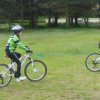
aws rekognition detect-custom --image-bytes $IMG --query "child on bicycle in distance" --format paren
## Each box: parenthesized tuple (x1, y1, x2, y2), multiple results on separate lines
(5, 25, 32, 82)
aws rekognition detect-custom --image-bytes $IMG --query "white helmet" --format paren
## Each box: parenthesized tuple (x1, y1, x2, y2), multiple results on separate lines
(11, 25, 23, 33)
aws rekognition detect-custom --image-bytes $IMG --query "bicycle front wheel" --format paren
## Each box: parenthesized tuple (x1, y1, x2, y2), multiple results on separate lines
(0, 64, 12, 88)
(24, 60, 47, 81)
(85, 53, 100, 72)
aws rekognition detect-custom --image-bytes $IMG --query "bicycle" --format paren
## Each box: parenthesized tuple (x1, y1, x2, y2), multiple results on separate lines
(85, 52, 100, 72)
(0, 51, 47, 88)
(85, 42, 100, 72)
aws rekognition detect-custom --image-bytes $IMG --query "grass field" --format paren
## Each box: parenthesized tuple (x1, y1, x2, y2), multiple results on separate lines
(0, 27, 100, 100)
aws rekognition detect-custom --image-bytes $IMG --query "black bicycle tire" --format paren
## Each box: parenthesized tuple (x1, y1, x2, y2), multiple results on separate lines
(24, 60, 47, 82)
(85, 53, 100, 72)
(0, 64, 12, 88)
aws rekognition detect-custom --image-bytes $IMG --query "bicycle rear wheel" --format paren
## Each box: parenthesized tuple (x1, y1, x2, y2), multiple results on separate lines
(85, 53, 100, 72)
(0, 64, 12, 88)
(24, 60, 47, 81)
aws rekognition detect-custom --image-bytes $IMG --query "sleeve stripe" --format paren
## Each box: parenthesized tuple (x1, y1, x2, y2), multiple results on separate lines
(15, 40, 19, 43)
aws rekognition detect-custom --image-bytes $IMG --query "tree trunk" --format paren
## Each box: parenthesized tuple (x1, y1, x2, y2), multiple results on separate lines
(74, 16, 78, 26)
(84, 17, 89, 26)
(30, 14, 38, 28)
(54, 13, 58, 26)
(66, 16, 70, 26)
(48, 15, 52, 26)
(65, 0, 70, 26)
(29, 0, 38, 28)
(70, 17, 74, 26)
(20, 0, 23, 25)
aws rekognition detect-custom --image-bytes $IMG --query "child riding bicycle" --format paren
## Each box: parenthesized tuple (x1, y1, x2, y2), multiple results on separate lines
(5, 25, 32, 82)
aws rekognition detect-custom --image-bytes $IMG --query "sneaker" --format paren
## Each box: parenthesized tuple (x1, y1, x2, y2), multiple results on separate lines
(16, 76, 26, 82)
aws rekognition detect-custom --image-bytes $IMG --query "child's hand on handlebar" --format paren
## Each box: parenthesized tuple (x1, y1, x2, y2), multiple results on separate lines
(25, 46, 33, 53)
(26, 50, 33, 53)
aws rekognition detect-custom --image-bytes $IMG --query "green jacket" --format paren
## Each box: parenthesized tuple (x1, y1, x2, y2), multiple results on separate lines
(6, 34, 28, 53)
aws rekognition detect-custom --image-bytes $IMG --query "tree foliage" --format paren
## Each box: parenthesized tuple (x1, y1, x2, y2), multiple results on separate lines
(0, 0, 99, 27)
(0, 0, 17, 22)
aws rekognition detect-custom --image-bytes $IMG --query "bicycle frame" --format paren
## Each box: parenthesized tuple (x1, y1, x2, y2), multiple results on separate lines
(5, 53, 33, 76)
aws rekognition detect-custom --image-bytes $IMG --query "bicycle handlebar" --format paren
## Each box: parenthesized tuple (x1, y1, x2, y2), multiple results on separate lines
(26, 51, 33, 53)
(26, 50, 33, 57)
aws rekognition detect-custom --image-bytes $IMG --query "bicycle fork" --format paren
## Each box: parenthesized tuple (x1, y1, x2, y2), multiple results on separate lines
(31, 59, 37, 73)
(31, 59, 34, 66)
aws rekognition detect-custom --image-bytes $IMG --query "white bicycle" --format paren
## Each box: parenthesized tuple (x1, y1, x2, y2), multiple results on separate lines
(0, 51, 47, 88)
(85, 43, 100, 72)
(85, 52, 100, 72)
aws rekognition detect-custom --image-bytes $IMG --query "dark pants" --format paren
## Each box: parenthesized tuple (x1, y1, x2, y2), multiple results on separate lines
(6, 50, 21, 78)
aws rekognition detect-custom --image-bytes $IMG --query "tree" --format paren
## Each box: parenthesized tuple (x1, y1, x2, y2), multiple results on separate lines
(21, 0, 39, 27)
(38, 0, 65, 26)
(0, 0, 98, 28)
(0, 0, 17, 23)
(64, 0, 97, 26)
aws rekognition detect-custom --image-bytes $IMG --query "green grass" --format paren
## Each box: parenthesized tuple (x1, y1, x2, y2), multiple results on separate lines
(0, 28, 100, 100)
